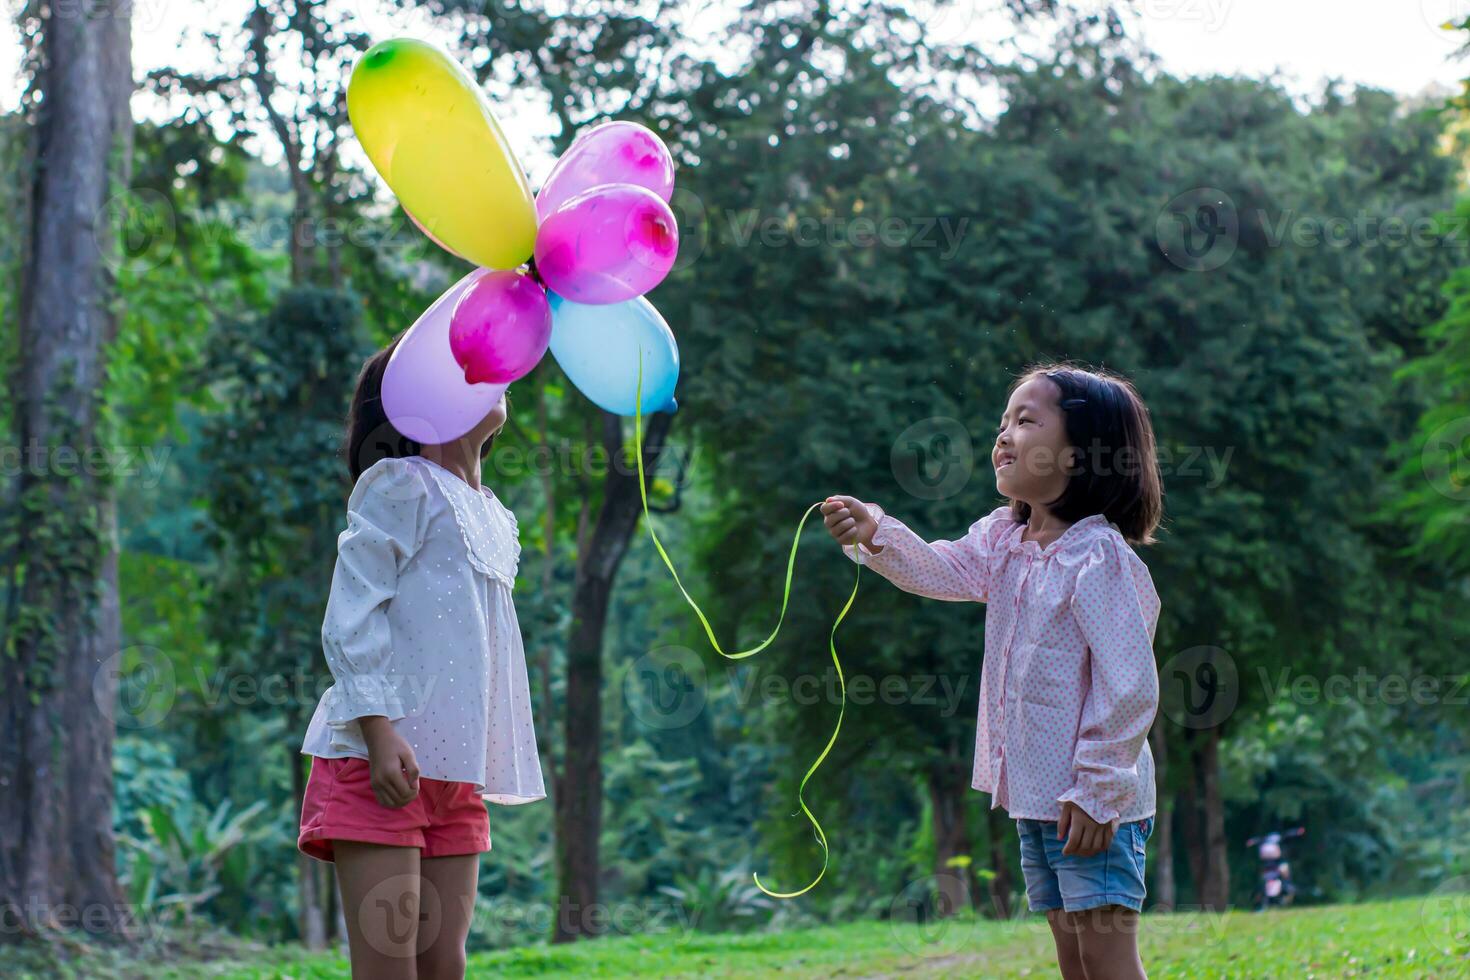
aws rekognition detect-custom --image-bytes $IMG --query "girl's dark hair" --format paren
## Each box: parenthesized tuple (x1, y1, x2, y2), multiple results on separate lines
(1006, 361, 1164, 546)
(343, 333, 504, 484)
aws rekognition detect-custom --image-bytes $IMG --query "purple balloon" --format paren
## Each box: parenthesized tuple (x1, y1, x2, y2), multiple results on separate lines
(536, 121, 675, 221)
(449, 270, 552, 385)
(533, 183, 679, 305)
(382, 269, 508, 445)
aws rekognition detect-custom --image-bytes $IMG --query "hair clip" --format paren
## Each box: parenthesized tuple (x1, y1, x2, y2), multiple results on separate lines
(1061, 398, 1086, 409)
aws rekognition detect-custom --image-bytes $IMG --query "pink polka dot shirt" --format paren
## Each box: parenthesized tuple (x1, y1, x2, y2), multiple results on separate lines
(844, 503, 1160, 826)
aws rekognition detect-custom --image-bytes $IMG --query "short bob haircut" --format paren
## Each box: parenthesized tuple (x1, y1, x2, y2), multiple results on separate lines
(342, 332, 506, 484)
(1005, 361, 1163, 547)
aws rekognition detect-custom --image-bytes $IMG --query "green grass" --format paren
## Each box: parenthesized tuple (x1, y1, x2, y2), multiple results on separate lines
(14, 897, 1468, 978)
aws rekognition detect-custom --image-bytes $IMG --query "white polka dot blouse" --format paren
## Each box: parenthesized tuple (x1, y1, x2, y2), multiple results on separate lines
(300, 455, 547, 805)
(844, 502, 1160, 827)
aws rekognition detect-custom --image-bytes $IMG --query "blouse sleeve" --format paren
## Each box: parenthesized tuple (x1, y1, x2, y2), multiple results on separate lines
(1057, 535, 1161, 825)
(841, 503, 1013, 603)
(320, 457, 430, 732)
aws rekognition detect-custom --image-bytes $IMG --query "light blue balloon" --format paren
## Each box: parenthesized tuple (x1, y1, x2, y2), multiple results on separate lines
(548, 292, 680, 416)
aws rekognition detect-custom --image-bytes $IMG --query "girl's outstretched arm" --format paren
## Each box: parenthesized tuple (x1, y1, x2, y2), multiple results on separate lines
(1057, 535, 1161, 826)
(825, 496, 1012, 603)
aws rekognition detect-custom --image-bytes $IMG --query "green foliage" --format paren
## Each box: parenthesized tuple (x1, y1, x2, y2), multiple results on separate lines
(117, 795, 271, 928)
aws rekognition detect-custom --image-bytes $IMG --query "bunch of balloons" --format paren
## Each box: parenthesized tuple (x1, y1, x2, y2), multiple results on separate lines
(352, 39, 857, 903)
(347, 38, 682, 444)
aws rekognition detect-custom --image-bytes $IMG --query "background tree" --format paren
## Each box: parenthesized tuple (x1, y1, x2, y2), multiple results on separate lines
(0, 0, 135, 943)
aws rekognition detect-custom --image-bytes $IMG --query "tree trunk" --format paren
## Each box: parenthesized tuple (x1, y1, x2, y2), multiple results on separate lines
(1198, 726, 1229, 909)
(552, 409, 672, 943)
(984, 805, 1014, 920)
(1180, 727, 1229, 910)
(924, 762, 974, 917)
(293, 755, 329, 950)
(0, 0, 133, 944)
(1148, 725, 1175, 911)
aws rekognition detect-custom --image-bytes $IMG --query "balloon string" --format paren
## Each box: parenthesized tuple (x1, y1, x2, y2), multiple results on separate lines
(632, 356, 862, 899)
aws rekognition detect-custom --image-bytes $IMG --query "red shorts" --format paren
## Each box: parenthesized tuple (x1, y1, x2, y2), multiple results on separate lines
(297, 755, 491, 863)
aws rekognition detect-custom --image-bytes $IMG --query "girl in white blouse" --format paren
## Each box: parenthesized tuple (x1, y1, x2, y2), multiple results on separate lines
(297, 337, 545, 979)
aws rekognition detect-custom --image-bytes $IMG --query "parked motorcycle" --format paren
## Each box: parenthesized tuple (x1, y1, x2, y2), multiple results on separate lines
(1245, 826, 1306, 911)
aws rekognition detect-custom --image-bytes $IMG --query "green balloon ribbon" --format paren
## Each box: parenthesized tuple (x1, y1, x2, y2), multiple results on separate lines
(632, 361, 863, 899)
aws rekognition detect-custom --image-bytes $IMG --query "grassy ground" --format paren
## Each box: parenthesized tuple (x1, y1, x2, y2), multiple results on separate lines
(12, 896, 1467, 978)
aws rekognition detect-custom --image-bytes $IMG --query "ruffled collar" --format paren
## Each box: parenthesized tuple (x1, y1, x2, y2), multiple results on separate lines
(1007, 513, 1113, 559)
(412, 456, 521, 588)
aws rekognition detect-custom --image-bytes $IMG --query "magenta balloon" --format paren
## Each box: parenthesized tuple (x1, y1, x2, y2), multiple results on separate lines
(449, 270, 552, 384)
(533, 184, 679, 305)
(382, 269, 509, 445)
(536, 121, 675, 221)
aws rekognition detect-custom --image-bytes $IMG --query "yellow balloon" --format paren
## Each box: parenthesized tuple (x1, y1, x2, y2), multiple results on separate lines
(349, 39, 536, 270)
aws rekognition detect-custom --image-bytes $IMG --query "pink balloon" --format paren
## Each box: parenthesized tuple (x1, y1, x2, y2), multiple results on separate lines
(536, 121, 675, 221)
(533, 184, 679, 305)
(383, 270, 508, 445)
(449, 270, 552, 385)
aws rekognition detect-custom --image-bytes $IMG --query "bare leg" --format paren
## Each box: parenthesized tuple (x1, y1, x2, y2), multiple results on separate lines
(335, 841, 422, 980)
(1046, 908, 1088, 980)
(1070, 905, 1147, 980)
(415, 854, 480, 980)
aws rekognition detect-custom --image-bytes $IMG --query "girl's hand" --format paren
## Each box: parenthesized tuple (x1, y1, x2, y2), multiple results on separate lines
(1058, 801, 1116, 857)
(822, 496, 880, 552)
(359, 716, 421, 808)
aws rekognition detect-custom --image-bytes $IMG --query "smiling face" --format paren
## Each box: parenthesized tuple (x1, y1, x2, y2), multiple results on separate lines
(992, 376, 1074, 509)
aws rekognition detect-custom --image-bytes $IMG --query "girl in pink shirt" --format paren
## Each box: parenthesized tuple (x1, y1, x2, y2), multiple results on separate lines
(823, 363, 1163, 980)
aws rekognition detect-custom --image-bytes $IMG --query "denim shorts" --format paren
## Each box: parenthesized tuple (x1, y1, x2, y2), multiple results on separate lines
(1016, 814, 1154, 913)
